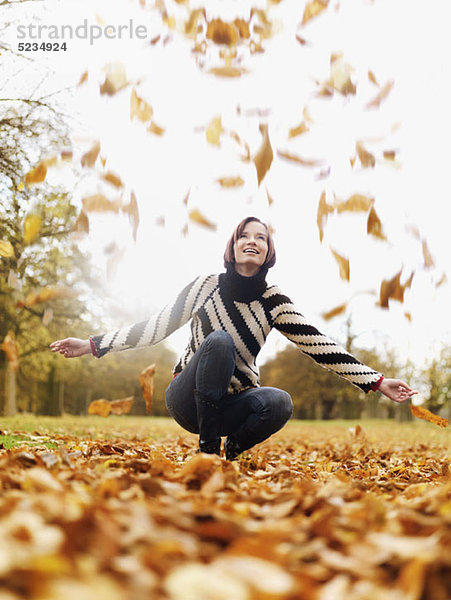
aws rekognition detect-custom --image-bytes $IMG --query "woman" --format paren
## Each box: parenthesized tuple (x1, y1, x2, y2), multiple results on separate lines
(50, 217, 417, 460)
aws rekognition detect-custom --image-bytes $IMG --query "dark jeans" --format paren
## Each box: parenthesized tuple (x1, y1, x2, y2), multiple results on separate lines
(165, 331, 293, 452)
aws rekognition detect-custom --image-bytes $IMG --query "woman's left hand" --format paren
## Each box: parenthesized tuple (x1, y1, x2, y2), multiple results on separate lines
(378, 378, 418, 403)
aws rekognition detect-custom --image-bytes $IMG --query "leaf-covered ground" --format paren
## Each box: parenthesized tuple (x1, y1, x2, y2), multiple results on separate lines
(0, 417, 449, 600)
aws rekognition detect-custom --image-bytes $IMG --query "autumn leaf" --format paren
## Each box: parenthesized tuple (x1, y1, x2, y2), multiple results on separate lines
(100, 62, 128, 95)
(410, 404, 448, 428)
(253, 123, 274, 185)
(379, 269, 404, 308)
(206, 116, 223, 146)
(365, 79, 394, 109)
(321, 303, 347, 320)
(77, 70, 88, 86)
(422, 239, 434, 268)
(234, 18, 250, 39)
(81, 141, 101, 168)
(329, 53, 356, 95)
(277, 150, 324, 167)
(110, 397, 134, 415)
(335, 194, 374, 213)
(130, 87, 153, 122)
(330, 247, 350, 281)
(139, 364, 156, 413)
(82, 194, 121, 213)
(1, 330, 19, 371)
(185, 8, 207, 37)
(189, 209, 217, 230)
(24, 161, 47, 185)
(266, 188, 274, 206)
(23, 214, 42, 245)
(368, 70, 378, 86)
(208, 66, 245, 78)
(216, 176, 244, 188)
(147, 121, 165, 135)
(301, 0, 329, 25)
(206, 19, 239, 46)
(356, 141, 375, 168)
(0, 240, 15, 258)
(436, 273, 447, 288)
(383, 150, 397, 160)
(367, 206, 387, 240)
(73, 211, 89, 235)
(288, 121, 309, 138)
(102, 172, 124, 188)
(121, 192, 140, 241)
(316, 191, 334, 242)
(88, 399, 111, 417)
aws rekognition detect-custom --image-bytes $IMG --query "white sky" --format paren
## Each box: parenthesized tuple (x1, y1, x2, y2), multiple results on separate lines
(2, 0, 451, 372)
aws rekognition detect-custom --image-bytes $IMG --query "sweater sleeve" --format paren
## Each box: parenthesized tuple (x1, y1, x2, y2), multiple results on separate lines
(268, 287, 383, 394)
(90, 275, 213, 358)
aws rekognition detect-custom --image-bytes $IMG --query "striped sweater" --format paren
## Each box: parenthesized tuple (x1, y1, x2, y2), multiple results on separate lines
(90, 269, 383, 395)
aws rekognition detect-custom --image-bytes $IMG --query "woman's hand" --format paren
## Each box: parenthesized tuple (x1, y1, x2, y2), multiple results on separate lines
(49, 338, 91, 358)
(378, 378, 417, 403)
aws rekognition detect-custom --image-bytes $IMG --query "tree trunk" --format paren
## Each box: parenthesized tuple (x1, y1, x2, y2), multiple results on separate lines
(4, 364, 17, 416)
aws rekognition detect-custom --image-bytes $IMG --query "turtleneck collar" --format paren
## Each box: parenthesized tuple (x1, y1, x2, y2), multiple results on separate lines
(218, 264, 268, 302)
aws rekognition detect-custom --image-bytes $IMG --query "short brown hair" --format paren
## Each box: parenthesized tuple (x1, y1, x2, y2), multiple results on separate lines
(223, 216, 276, 270)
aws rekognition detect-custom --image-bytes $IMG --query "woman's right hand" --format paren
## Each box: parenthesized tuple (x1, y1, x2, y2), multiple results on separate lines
(49, 338, 91, 358)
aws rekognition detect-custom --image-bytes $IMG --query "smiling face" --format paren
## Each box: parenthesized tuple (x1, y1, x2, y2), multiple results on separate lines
(233, 220, 269, 277)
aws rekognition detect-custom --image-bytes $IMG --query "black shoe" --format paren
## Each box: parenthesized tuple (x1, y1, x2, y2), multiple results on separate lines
(225, 436, 242, 461)
(197, 438, 221, 456)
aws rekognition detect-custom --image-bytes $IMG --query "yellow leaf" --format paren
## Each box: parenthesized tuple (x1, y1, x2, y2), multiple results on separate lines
(216, 176, 244, 188)
(288, 121, 309, 138)
(206, 116, 223, 146)
(253, 124, 273, 185)
(185, 9, 207, 37)
(277, 149, 323, 167)
(335, 194, 374, 213)
(17, 181, 24, 191)
(139, 364, 155, 413)
(73, 210, 89, 235)
(189, 209, 217, 230)
(208, 66, 245, 78)
(102, 172, 123, 188)
(110, 396, 134, 415)
(301, 0, 329, 25)
(330, 247, 350, 281)
(379, 269, 404, 308)
(206, 19, 239, 46)
(383, 150, 396, 160)
(368, 70, 378, 86)
(367, 206, 387, 240)
(266, 188, 274, 206)
(436, 273, 447, 288)
(316, 191, 334, 243)
(365, 79, 394, 109)
(147, 121, 165, 135)
(410, 405, 448, 428)
(100, 62, 128, 96)
(234, 18, 250, 39)
(121, 191, 139, 241)
(24, 161, 47, 185)
(422, 239, 434, 269)
(77, 70, 88, 86)
(23, 214, 42, 244)
(81, 141, 100, 168)
(356, 141, 375, 168)
(329, 54, 356, 95)
(130, 87, 153, 122)
(321, 303, 347, 320)
(0, 240, 15, 258)
(82, 194, 120, 213)
(183, 189, 191, 206)
(404, 312, 412, 322)
(1, 330, 19, 372)
(88, 399, 111, 417)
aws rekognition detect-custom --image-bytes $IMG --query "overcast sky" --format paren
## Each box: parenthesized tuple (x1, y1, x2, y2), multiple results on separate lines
(3, 0, 451, 377)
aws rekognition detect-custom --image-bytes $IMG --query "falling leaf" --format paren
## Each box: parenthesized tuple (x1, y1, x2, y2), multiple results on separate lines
(436, 273, 447, 288)
(330, 247, 350, 281)
(147, 121, 165, 135)
(0, 240, 15, 258)
(350, 155, 357, 168)
(189, 209, 217, 230)
(122, 192, 140, 241)
(185, 8, 207, 37)
(295, 34, 308, 45)
(422, 240, 434, 269)
(100, 62, 128, 95)
(356, 141, 375, 168)
(61, 149, 73, 161)
(206, 116, 223, 146)
(266, 188, 274, 206)
(110, 397, 134, 415)
(253, 123, 273, 185)
(42, 308, 53, 326)
(182, 189, 191, 206)
(368, 70, 378, 86)
(23, 214, 42, 245)
(329, 54, 356, 95)
(81, 141, 101, 168)
(367, 206, 387, 240)
(88, 399, 111, 417)
(130, 88, 153, 122)
(404, 312, 412, 322)
(77, 70, 88, 86)
(102, 172, 124, 188)
(365, 79, 394, 109)
(410, 405, 448, 428)
(277, 150, 323, 167)
(1, 330, 19, 372)
(24, 161, 47, 185)
(379, 269, 403, 308)
(139, 364, 155, 413)
(73, 211, 89, 235)
(316, 191, 334, 242)
(234, 18, 250, 39)
(216, 177, 244, 187)
(288, 121, 309, 138)
(208, 66, 245, 78)
(301, 0, 329, 25)
(322, 303, 347, 320)
(206, 19, 239, 46)
(383, 150, 396, 160)
(82, 194, 120, 213)
(335, 194, 374, 213)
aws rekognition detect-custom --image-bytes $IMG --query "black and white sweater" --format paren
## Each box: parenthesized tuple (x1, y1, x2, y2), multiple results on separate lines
(90, 267, 383, 395)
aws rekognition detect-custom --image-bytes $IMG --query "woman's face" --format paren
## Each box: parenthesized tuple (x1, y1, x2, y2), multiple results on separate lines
(233, 221, 268, 277)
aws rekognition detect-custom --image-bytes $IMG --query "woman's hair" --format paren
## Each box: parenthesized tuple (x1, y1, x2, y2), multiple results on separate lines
(223, 216, 276, 270)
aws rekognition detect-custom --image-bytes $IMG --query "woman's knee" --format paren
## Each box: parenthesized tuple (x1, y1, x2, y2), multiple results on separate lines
(277, 390, 293, 422)
(204, 331, 234, 355)
(259, 388, 293, 423)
